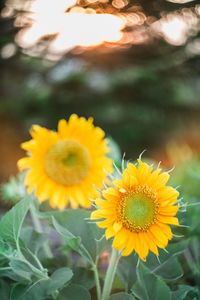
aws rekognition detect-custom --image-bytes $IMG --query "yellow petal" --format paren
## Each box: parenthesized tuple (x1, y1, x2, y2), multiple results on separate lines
(112, 229, 128, 250)
(150, 225, 168, 248)
(113, 222, 122, 233)
(159, 205, 179, 216)
(142, 232, 158, 256)
(157, 215, 179, 225)
(122, 233, 136, 256)
(156, 222, 173, 240)
(105, 227, 115, 239)
(90, 210, 107, 220)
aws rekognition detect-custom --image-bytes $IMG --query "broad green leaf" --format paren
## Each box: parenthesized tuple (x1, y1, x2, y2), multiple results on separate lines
(19, 245, 46, 271)
(0, 198, 31, 247)
(0, 266, 26, 282)
(145, 240, 187, 281)
(52, 218, 89, 261)
(51, 209, 107, 261)
(9, 258, 33, 281)
(189, 237, 200, 271)
(0, 279, 10, 300)
(172, 285, 200, 300)
(110, 292, 136, 300)
(52, 218, 81, 252)
(112, 274, 126, 290)
(131, 263, 171, 300)
(0, 238, 13, 257)
(20, 227, 48, 255)
(10, 279, 49, 300)
(9, 257, 48, 281)
(72, 267, 95, 290)
(48, 267, 73, 294)
(154, 256, 183, 281)
(10, 267, 73, 300)
(58, 283, 91, 300)
(117, 253, 138, 290)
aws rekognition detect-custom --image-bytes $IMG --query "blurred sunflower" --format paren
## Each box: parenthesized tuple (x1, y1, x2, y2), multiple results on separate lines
(91, 159, 179, 261)
(18, 114, 112, 209)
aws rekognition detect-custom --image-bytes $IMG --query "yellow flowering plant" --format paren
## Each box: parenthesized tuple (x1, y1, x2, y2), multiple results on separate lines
(18, 114, 112, 209)
(0, 114, 193, 300)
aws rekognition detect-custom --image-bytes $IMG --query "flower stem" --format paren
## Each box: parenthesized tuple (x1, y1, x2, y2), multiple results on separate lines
(30, 202, 53, 258)
(92, 263, 101, 300)
(101, 249, 121, 300)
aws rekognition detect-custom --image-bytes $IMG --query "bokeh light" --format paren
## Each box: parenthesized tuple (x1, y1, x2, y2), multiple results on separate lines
(1, 0, 200, 60)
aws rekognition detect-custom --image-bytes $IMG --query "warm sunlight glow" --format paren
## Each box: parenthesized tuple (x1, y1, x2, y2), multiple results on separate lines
(152, 10, 199, 46)
(8, 0, 125, 56)
(1, 0, 149, 59)
(2, 0, 199, 59)
(159, 17, 188, 45)
(16, 13, 125, 53)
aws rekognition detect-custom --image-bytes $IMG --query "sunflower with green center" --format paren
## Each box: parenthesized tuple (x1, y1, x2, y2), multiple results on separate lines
(91, 159, 180, 261)
(18, 114, 112, 209)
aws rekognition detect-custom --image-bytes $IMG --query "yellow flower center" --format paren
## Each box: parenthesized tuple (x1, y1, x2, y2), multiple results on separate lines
(44, 140, 91, 186)
(117, 185, 159, 232)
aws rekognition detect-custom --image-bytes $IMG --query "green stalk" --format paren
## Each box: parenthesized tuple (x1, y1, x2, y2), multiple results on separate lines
(101, 249, 121, 300)
(30, 202, 53, 258)
(92, 262, 101, 300)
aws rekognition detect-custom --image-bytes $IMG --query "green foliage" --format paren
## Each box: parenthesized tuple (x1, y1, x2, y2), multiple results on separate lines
(107, 137, 122, 167)
(0, 156, 200, 299)
(0, 197, 31, 246)
(172, 285, 200, 300)
(131, 263, 171, 300)
(0, 198, 75, 299)
(109, 292, 136, 299)
(50, 209, 108, 263)
(0, 173, 26, 205)
(57, 284, 91, 300)
(10, 267, 73, 300)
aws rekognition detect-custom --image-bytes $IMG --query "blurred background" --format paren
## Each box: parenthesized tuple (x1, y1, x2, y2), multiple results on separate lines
(0, 0, 200, 185)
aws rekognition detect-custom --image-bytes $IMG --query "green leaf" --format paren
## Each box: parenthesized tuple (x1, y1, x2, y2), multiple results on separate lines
(131, 263, 171, 300)
(51, 209, 107, 261)
(145, 241, 187, 281)
(58, 284, 91, 300)
(117, 253, 138, 290)
(110, 292, 136, 300)
(20, 227, 48, 255)
(0, 238, 13, 257)
(0, 198, 31, 247)
(52, 218, 81, 252)
(48, 267, 73, 294)
(10, 267, 73, 300)
(0, 266, 26, 282)
(10, 279, 49, 300)
(9, 258, 34, 281)
(107, 137, 121, 165)
(0, 279, 10, 300)
(9, 255, 48, 281)
(172, 285, 200, 300)
(19, 245, 46, 271)
(147, 255, 183, 281)
(0, 173, 26, 205)
(72, 267, 95, 290)
(52, 218, 89, 261)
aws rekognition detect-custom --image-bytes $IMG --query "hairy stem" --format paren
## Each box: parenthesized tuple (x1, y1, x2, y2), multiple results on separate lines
(101, 248, 121, 300)
(92, 262, 101, 300)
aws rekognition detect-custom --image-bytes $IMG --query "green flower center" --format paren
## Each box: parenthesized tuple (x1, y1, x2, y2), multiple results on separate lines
(117, 185, 159, 232)
(44, 140, 91, 186)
